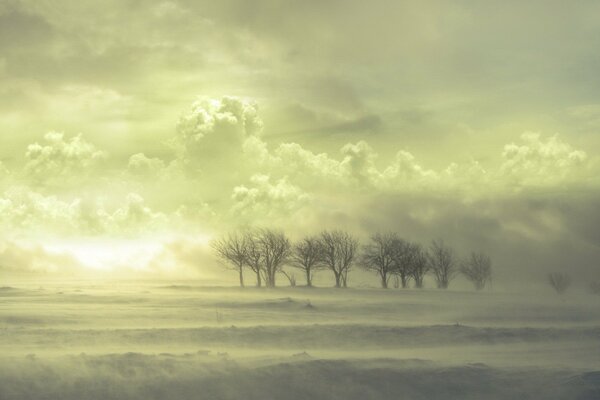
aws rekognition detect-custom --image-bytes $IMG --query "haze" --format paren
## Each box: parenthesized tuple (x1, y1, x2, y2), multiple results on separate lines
(1, 1, 599, 399)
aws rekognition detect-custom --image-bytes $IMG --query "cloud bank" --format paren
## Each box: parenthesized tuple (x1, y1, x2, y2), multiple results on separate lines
(0, 95, 597, 283)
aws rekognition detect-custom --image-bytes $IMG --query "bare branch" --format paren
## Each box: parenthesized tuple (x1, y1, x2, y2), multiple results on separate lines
(428, 239, 457, 289)
(410, 244, 430, 289)
(211, 232, 248, 287)
(290, 236, 324, 287)
(390, 238, 418, 289)
(461, 252, 492, 290)
(319, 230, 359, 288)
(256, 228, 291, 288)
(361, 232, 398, 289)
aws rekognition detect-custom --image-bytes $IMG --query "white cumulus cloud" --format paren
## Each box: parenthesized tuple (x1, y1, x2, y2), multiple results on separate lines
(231, 174, 311, 222)
(24, 131, 106, 184)
(500, 132, 588, 187)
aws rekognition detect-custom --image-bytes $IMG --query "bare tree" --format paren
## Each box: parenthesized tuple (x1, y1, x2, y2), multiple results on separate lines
(256, 229, 291, 288)
(391, 238, 417, 289)
(428, 239, 457, 289)
(461, 252, 492, 290)
(410, 244, 430, 289)
(361, 232, 398, 288)
(211, 232, 248, 287)
(320, 230, 359, 288)
(290, 236, 324, 287)
(244, 231, 263, 287)
(548, 272, 571, 295)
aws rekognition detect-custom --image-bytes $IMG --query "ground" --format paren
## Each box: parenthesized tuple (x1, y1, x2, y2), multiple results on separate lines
(1, 282, 599, 399)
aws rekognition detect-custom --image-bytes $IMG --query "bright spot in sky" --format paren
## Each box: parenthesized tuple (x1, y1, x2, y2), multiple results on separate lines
(45, 239, 164, 271)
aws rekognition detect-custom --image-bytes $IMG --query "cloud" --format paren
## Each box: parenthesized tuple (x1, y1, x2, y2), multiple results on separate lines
(0, 0, 598, 286)
(174, 96, 263, 170)
(149, 96, 269, 202)
(0, 187, 90, 234)
(6, 96, 599, 241)
(127, 153, 166, 177)
(0, 6, 55, 50)
(338, 141, 381, 188)
(382, 151, 439, 191)
(0, 239, 83, 274)
(0, 93, 598, 283)
(249, 137, 437, 193)
(0, 187, 167, 236)
(354, 191, 600, 285)
(111, 193, 168, 229)
(245, 111, 596, 200)
(253, 140, 344, 189)
(24, 132, 106, 185)
(3, 0, 600, 174)
(500, 132, 588, 188)
(441, 160, 488, 194)
(231, 174, 311, 222)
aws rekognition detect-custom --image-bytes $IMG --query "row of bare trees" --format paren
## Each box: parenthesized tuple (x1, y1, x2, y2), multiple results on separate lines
(360, 234, 492, 290)
(212, 230, 292, 288)
(212, 229, 492, 290)
(212, 229, 358, 288)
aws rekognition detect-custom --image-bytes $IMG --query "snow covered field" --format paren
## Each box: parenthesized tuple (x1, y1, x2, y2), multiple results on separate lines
(1, 282, 599, 399)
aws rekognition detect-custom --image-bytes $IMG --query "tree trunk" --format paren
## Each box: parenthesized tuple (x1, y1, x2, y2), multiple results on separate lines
(261, 270, 268, 287)
(401, 273, 409, 289)
(256, 270, 262, 287)
(238, 267, 244, 288)
(268, 271, 276, 288)
(381, 273, 388, 289)
(306, 269, 312, 287)
(333, 271, 341, 288)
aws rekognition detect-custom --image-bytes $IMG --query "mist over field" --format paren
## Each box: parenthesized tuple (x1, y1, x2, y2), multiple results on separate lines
(1, 282, 600, 400)
(2, 0, 600, 398)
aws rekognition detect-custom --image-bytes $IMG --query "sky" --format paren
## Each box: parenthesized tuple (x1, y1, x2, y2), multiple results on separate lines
(0, 0, 599, 284)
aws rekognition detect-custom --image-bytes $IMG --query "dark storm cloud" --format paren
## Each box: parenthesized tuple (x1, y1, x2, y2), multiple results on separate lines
(353, 190, 600, 285)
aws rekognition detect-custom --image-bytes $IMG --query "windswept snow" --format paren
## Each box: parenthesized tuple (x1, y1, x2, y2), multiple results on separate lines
(1, 282, 599, 399)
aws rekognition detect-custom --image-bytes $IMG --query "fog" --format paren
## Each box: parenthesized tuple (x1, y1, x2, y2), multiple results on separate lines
(1, 281, 599, 399)
(2, 1, 600, 398)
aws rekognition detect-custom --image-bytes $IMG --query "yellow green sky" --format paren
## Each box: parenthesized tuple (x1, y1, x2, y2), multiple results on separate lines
(0, 0, 599, 283)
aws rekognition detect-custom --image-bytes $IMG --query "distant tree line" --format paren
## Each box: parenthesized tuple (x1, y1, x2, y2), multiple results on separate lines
(545, 273, 600, 296)
(212, 229, 493, 290)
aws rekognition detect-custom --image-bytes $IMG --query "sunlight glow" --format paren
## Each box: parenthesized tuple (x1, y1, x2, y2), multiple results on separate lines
(45, 239, 164, 271)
